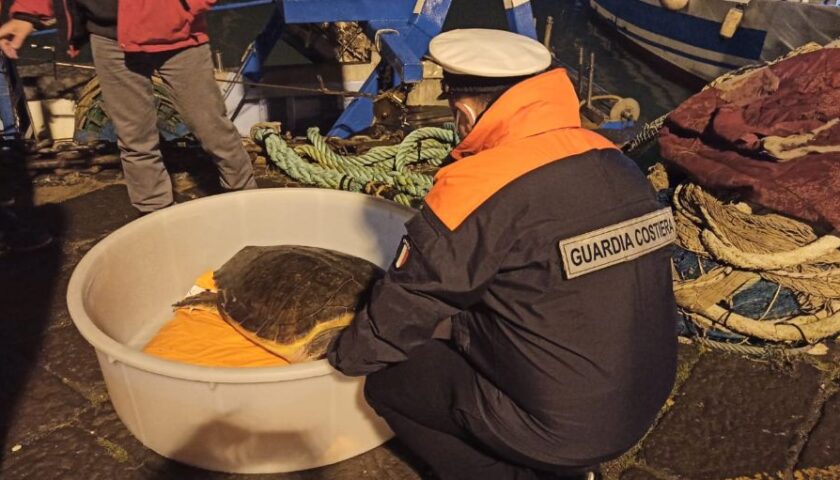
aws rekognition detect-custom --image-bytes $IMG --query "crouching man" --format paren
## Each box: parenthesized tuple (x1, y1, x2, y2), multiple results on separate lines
(329, 29, 678, 480)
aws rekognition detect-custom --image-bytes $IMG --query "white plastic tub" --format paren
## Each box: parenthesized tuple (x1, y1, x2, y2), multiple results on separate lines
(66, 189, 415, 474)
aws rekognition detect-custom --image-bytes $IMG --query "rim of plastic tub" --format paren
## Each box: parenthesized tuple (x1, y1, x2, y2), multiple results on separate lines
(66, 188, 415, 384)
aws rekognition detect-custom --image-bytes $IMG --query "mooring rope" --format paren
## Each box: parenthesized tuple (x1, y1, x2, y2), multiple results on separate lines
(251, 123, 458, 207)
(623, 114, 666, 153)
(692, 336, 818, 357)
(665, 180, 840, 349)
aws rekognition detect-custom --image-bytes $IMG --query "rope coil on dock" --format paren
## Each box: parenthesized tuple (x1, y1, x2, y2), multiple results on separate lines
(662, 175, 840, 350)
(251, 123, 458, 207)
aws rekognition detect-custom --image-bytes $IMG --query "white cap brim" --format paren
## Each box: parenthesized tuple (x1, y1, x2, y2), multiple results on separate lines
(429, 28, 552, 78)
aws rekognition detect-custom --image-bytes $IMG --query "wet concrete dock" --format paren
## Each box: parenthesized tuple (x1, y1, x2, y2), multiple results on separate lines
(2, 167, 839, 480)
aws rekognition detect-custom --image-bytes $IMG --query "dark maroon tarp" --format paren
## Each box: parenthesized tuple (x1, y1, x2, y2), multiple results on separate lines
(659, 48, 840, 231)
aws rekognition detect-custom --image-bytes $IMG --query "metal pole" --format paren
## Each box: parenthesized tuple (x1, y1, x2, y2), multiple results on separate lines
(213, 50, 225, 73)
(577, 47, 585, 100)
(586, 52, 595, 109)
(54, 62, 96, 71)
(543, 16, 554, 49)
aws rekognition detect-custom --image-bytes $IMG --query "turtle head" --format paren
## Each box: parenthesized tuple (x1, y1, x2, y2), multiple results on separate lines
(173, 291, 219, 310)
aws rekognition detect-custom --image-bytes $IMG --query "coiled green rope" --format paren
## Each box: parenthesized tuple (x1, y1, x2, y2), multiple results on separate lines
(251, 124, 458, 207)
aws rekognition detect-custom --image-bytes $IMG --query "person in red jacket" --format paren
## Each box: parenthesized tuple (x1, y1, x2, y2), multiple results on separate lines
(0, 0, 257, 213)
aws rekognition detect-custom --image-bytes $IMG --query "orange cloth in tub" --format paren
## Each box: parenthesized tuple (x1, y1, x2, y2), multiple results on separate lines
(193, 270, 216, 291)
(143, 271, 289, 368)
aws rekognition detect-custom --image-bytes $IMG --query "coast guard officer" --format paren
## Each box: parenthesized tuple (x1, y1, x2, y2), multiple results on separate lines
(329, 29, 678, 480)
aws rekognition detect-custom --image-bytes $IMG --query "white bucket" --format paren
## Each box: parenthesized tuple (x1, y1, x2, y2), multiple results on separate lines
(26, 98, 77, 142)
(66, 189, 415, 473)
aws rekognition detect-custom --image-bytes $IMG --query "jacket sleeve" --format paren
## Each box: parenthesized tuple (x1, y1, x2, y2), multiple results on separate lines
(11, 0, 55, 27)
(184, 0, 216, 15)
(328, 206, 504, 376)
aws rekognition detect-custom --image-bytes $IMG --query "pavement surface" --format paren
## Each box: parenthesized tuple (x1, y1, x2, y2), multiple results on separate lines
(2, 163, 839, 480)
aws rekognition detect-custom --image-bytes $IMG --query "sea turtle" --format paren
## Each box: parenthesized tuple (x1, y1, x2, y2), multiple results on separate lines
(178, 245, 383, 363)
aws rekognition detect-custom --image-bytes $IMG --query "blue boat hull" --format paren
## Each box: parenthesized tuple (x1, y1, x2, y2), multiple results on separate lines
(589, 0, 840, 81)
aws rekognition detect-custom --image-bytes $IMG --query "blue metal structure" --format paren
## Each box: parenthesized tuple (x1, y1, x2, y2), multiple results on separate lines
(231, 0, 539, 137)
(0, 56, 23, 140)
(504, 0, 538, 40)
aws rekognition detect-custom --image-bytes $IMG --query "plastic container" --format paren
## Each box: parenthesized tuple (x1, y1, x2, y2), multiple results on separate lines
(66, 189, 415, 474)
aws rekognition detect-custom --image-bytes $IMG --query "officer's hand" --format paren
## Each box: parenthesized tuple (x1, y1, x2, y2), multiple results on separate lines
(0, 20, 36, 60)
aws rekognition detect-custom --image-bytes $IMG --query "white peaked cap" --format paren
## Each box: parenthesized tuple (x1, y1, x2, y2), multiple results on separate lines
(428, 28, 552, 78)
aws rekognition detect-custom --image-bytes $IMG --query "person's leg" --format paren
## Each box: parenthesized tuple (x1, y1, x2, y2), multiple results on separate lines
(365, 340, 543, 480)
(155, 44, 257, 191)
(370, 398, 539, 480)
(89, 34, 174, 212)
(0, 131, 52, 254)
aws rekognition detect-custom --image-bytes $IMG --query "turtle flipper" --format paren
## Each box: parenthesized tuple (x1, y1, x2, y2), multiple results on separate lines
(173, 290, 219, 310)
(302, 323, 349, 361)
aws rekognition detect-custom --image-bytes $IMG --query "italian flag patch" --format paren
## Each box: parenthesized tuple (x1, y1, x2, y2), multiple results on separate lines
(394, 237, 411, 269)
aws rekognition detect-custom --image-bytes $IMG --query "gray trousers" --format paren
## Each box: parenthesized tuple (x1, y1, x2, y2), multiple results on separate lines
(90, 35, 257, 212)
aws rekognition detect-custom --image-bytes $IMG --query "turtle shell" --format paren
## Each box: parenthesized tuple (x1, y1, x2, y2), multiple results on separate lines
(214, 245, 383, 361)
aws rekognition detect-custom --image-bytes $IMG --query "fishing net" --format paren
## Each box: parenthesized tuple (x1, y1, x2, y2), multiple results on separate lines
(629, 37, 840, 352)
(653, 164, 840, 349)
(73, 75, 191, 144)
